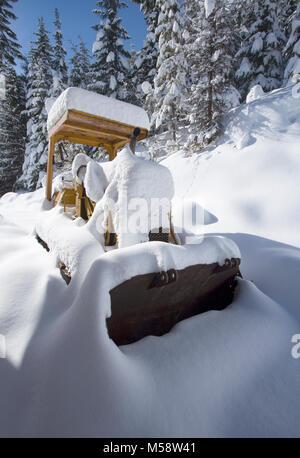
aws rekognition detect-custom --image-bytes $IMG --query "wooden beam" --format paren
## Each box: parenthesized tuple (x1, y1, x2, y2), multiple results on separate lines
(49, 110, 148, 146)
(68, 109, 148, 140)
(56, 126, 128, 143)
(46, 136, 56, 201)
(48, 111, 68, 139)
(64, 122, 130, 142)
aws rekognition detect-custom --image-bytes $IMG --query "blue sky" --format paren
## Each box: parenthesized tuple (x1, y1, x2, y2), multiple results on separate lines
(13, 0, 147, 70)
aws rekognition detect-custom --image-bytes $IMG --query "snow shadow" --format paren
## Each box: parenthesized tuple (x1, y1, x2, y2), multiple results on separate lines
(172, 201, 218, 244)
(212, 232, 300, 321)
(0, 359, 20, 436)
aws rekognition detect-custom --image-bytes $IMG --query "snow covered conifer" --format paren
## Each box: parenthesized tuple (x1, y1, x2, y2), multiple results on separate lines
(236, 0, 285, 99)
(0, 0, 23, 70)
(122, 45, 141, 105)
(152, 0, 187, 140)
(132, 1, 160, 104)
(18, 18, 53, 191)
(183, 0, 203, 86)
(284, 2, 300, 84)
(51, 8, 68, 97)
(88, 0, 130, 100)
(0, 0, 25, 193)
(183, 0, 239, 149)
(278, 0, 298, 39)
(69, 39, 91, 89)
(0, 66, 26, 195)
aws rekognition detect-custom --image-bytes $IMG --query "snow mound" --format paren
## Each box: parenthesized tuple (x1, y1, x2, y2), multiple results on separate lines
(88, 147, 175, 248)
(47, 87, 150, 132)
(246, 84, 265, 103)
(226, 84, 300, 149)
(52, 172, 74, 193)
(0, 212, 298, 437)
(141, 81, 152, 95)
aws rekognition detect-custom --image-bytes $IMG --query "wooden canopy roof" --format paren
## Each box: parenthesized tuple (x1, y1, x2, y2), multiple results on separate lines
(46, 108, 149, 201)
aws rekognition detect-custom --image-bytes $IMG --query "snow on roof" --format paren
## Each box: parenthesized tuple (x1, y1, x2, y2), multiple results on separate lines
(47, 87, 150, 132)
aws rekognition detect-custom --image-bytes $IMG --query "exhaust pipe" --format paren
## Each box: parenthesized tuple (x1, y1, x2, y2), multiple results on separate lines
(129, 128, 141, 154)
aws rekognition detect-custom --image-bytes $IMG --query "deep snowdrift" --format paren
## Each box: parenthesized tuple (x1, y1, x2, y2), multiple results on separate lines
(0, 85, 300, 437)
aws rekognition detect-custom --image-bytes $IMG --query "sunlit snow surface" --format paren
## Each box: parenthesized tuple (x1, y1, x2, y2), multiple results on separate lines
(1, 86, 300, 437)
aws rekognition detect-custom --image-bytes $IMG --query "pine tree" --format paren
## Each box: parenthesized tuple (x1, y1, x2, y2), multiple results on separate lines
(183, 0, 239, 149)
(88, 0, 130, 100)
(236, 0, 285, 99)
(132, 0, 160, 103)
(284, 2, 300, 84)
(51, 8, 68, 97)
(278, 0, 298, 39)
(123, 45, 142, 105)
(0, 66, 26, 195)
(152, 0, 187, 140)
(0, 0, 23, 70)
(232, 0, 249, 32)
(18, 18, 53, 191)
(69, 38, 91, 89)
(0, 0, 25, 195)
(183, 0, 203, 87)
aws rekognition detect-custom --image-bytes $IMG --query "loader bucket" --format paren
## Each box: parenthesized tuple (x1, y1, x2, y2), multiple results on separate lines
(107, 258, 241, 346)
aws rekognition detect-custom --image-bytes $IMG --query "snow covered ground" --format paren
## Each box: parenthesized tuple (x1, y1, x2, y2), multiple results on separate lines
(0, 85, 300, 437)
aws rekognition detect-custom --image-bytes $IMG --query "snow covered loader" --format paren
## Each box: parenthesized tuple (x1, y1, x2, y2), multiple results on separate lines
(36, 87, 241, 345)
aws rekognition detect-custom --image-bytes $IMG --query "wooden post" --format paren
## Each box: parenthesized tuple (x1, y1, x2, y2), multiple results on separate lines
(108, 144, 118, 162)
(46, 136, 56, 201)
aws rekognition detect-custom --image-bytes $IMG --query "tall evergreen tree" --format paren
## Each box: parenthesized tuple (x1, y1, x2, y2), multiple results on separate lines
(0, 0, 25, 194)
(278, 0, 298, 39)
(51, 8, 68, 97)
(132, 0, 160, 103)
(236, 0, 285, 99)
(88, 0, 131, 100)
(69, 38, 91, 89)
(183, 0, 203, 87)
(122, 45, 141, 105)
(0, 0, 23, 70)
(0, 66, 26, 195)
(183, 0, 238, 149)
(284, 2, 300, 84)
(152, 0, 187, 140)
(18, 18, 53, 191)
